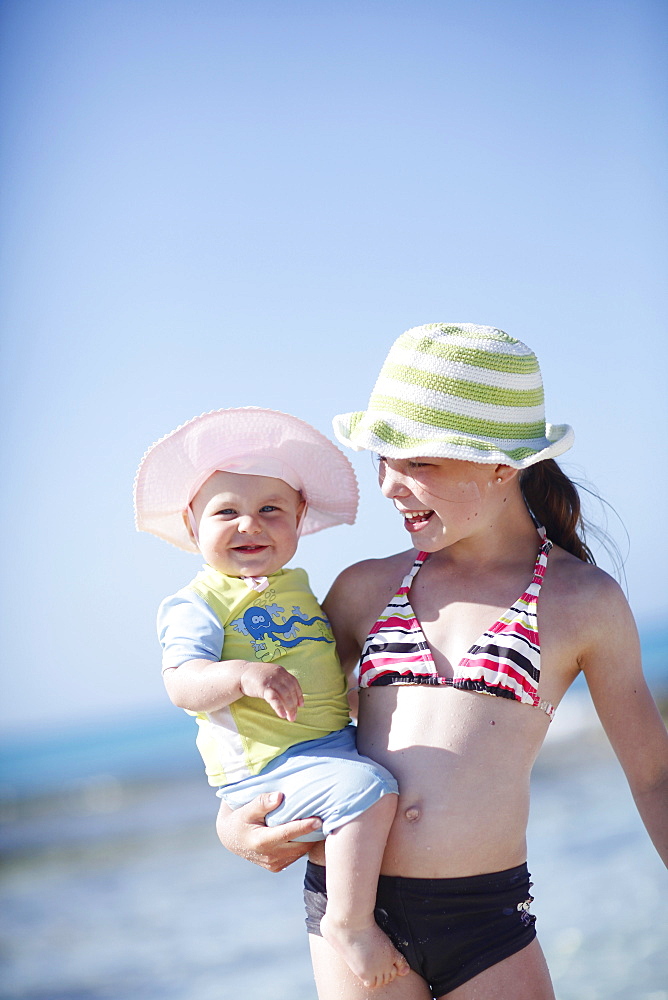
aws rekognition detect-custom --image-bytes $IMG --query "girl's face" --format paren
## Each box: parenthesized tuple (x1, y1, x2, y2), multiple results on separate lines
(189, 471, 306, 578)
(377, 456, 499, 551)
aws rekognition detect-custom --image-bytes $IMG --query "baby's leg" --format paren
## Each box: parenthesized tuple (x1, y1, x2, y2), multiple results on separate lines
(319, 794, 410, 989)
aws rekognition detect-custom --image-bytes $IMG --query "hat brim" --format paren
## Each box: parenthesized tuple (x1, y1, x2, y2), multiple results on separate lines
(332, 410, 574, 469)
(135, 408, 359, 551)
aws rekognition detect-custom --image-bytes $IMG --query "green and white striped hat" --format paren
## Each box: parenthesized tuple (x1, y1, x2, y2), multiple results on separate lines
(332, 323, 574, 468)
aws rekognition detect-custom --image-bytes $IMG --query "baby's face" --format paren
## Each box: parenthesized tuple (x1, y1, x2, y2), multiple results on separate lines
(189, 471, 305, 578)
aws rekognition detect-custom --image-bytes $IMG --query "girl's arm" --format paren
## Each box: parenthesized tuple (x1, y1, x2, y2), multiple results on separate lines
(321, 565, 366, 677)
(163, 657, 304, 721)
(216, 795, 320, 871)
(322, 564, 368, 721)
(580, 574, 668, 866)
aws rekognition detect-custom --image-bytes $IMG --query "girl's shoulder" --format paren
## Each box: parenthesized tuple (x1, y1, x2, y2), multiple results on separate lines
(329, 549, 416, 594)
(548, 543, 624, 599)
(322, 550, 418, 660)
(544, 543, 634, 643)
(323, 549, 417, 637)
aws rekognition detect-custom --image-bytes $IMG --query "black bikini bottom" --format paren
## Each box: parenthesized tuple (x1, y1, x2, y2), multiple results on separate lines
(304, 859, 537, 996)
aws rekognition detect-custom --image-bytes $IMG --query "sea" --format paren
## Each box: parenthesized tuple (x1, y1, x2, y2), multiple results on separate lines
(1, 628, 667, 1000)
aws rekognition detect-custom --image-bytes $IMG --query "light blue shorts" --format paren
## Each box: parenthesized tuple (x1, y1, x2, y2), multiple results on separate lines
(216, 725, 399, 842)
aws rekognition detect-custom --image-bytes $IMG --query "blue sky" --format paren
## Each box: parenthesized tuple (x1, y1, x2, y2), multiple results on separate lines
(1, 0, 666, 733)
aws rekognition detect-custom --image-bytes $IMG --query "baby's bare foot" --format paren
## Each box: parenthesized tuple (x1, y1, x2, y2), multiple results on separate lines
(320, 911, 410, 988)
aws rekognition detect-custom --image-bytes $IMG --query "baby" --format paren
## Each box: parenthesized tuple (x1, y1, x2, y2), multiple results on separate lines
(134, 407, 408, 989)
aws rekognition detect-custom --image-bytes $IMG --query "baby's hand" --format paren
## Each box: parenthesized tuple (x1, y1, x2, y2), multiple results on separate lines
(239, 662, 304, 722)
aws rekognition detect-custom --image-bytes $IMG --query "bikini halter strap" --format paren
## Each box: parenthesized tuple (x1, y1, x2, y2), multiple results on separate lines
(400, 551, 429, 590)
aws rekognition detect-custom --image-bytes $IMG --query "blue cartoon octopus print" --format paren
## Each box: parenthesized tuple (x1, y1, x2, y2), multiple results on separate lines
(233, 604, 334, 662)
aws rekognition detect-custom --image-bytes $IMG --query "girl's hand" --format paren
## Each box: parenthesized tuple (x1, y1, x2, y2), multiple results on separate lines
(216, 795, 320, 872)
(239, 662, 304, 721)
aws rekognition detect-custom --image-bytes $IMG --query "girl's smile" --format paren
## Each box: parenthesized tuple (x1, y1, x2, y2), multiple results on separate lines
(398, 508, 435, 533)
(377, 457, 500, 550)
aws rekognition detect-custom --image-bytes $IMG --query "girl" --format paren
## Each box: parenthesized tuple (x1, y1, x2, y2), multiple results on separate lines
(217, 324, 668, 999)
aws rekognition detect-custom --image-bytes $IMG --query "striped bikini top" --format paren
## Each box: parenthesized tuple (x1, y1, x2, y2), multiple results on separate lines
(358, 528, 555, 720)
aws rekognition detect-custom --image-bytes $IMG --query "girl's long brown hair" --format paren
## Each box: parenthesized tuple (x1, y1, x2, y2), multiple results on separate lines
(520, 459, 595, 564)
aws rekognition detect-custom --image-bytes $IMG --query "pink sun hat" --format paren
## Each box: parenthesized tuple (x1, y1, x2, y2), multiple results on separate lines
(134, 407, 359, 552)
